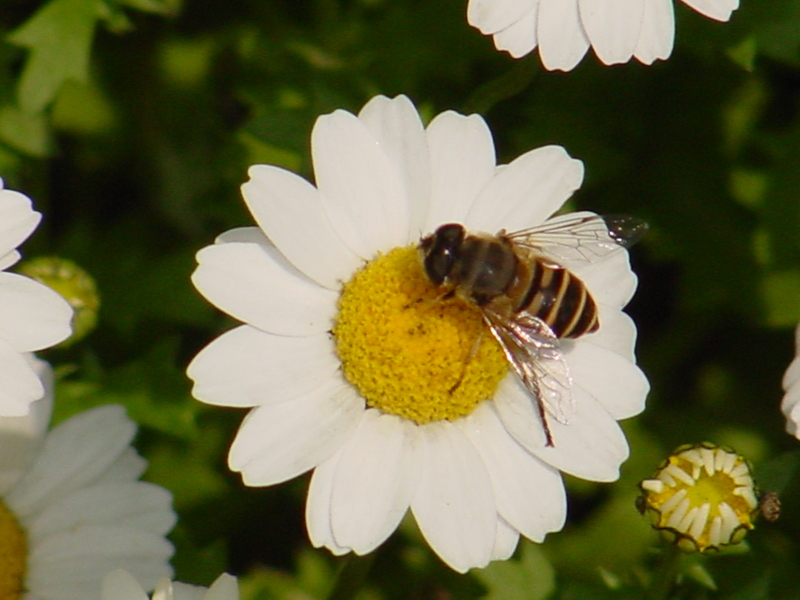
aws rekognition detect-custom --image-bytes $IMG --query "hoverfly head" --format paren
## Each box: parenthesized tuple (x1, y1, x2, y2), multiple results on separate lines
(419, 223, 465, 287)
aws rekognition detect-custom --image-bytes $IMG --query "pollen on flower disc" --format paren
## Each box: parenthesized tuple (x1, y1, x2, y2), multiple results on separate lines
(333, 246, 508, 423)
(0, 499, 26, 598)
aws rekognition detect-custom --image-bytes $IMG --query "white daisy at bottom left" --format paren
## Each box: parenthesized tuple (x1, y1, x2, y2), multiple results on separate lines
(0, 357, 176, 600)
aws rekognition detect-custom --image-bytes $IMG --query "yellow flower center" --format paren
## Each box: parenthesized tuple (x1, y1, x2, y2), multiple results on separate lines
(0, 499, 26, 599)
(333, 246, 508, 423)
(639, 443, 758, 552)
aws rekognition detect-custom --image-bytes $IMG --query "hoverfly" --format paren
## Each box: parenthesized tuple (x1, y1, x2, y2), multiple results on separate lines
(758, 491, 780, 522)
(418, 212, 647, 447)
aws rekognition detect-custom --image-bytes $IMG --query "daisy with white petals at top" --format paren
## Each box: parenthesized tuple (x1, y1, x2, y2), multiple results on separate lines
(467, 0, 740, 70)
(0, 179, 72, 417)
(0, 358, 175, 600)
(781, 324, 800, 439)
(188, 95, 649, 572)
(102, 569, 239, 600)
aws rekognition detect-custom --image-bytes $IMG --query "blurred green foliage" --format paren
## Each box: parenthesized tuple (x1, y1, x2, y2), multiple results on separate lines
(3, 0, 800, 598)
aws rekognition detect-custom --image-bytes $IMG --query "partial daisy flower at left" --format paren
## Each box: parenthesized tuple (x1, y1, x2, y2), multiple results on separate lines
(467, 0, 739, 70)
(102, 569, 239, 600)
(0, 179, 72, 416)
(781, 324, 800, 439)
(188, 95, 649, 572)
(0, 357, 175, 600)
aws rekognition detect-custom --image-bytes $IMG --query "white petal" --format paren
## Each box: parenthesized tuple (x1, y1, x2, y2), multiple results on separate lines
(568, 250, 637, 310)
(680, 0, 739, 21)
(0, 357, 51, 491)
(358, 95, 430, 240)
(787, 413, 799, 438)
(228, 375, 363, 486)
(584, 306, 637, 361)
(784, 381, 800, 416)
(188, 324, 338, 408)
(0, 250, 21, 271)
(634, 0, 674, 64)
(192, 234, 337, 336)
(0, 397, 51, 493)
(306, 449, 351, 555)
(329, 410, 419, 554)
(781, 374, 800, 417)
(537, 0, 591, 71)
(242, 164, 360, 289)
(410, 422, 496, 573)
(423, 112, 497, 234)
(101, 570, 149, 600)
(787, 395, 800, 439)
(494, 378, 629, 481)
(205, 574, 239, 600)
(468, 0, 538, 35)
(794, 325, 800, 359)
(312, 109, 409, 259)
(465, 146, 583, 233)
(0, 338, 44, 416)
(459, 403, 566, 542)
(493, 7, 539, 58)
(97, 447, 147, 484)
(568, 341, 649, 420)
(27, 525, 173, 600)
(6, 405, 136, 519)
(492, 518, 520, 561)
(0, 184, 40, 261)
(783, 336, 800, 390)
(0, 272, 72, 351)
(27, 482, 175, 543)
(579, 0, 645, 65)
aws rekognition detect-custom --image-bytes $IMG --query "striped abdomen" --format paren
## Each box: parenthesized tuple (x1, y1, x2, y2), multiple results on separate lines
(511, 258, 599, 339)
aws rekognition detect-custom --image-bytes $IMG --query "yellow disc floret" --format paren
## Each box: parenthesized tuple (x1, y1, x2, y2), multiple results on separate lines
(638, 443, 758, 552)
(333, 246, 508, 424)
(0, 499, 26, 599)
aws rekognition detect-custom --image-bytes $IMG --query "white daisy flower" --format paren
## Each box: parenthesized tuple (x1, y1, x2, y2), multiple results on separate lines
(0, 357, 176, 600)
(188, 95, 649, 572)
(0, 179, 73, 417)
(781, 324, 800, 439)
(101, 569, 239, 600)
(467, 0, 740, 70)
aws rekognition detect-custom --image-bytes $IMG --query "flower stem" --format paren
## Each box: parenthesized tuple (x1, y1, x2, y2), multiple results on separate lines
(325, 553, 376, 600)
(462, 56, 539, 116)
(645, 544, 683, 600)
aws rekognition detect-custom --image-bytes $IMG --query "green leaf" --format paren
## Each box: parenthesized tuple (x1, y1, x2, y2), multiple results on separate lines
(761, 270, 800, 327)
(0, 102, 52, 156)
(54, 339, 201, 438)
(475, 542, 555, 600)
(113, 0, 181, 16)
(7, 0, 100, 113)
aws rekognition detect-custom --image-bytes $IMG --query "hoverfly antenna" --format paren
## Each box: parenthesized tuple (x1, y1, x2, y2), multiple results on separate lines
(603, 215, 649, 249)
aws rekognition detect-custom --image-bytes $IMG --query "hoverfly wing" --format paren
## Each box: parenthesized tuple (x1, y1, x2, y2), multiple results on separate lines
(483, 309, 575, 427)
(506, 211, 648, 265)
(602, 214, 649, 249)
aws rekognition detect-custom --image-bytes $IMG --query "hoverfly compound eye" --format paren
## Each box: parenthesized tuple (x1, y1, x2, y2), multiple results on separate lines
(436, 223, 466, 246)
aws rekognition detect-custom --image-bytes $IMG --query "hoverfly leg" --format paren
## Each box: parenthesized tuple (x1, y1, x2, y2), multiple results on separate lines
(539, 401, 555, 447)
(403, 288, 456, 310)
(448, 329, 485, 395)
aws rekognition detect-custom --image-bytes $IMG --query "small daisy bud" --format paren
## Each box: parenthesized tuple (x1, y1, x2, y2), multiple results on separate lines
(18, 257, 99, 346)
(637, 443, 759, 552)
